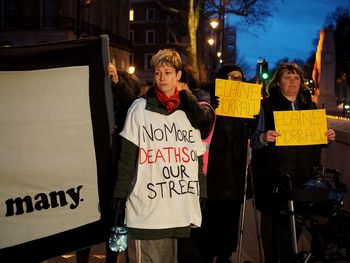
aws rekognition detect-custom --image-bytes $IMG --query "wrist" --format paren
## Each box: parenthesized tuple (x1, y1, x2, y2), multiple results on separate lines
(111, 75, 119, 84)
(259, 133, 268, 146)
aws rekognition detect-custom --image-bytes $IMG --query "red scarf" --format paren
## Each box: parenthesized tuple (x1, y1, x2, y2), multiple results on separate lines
(155, 87, 180, 113)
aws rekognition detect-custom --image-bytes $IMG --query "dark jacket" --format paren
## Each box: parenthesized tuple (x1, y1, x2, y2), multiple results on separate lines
(111, 77, 139, 133)
(251, 88, 322, 214)
(205, 64, 256, 202)
(179, 88, 215, 139)
(104, 77, 139, 230)
(206, 115, 256, 202)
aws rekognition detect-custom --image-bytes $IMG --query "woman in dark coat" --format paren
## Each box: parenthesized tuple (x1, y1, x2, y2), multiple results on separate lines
(250, 62, 336, 262)
(202, 64, 256, 263)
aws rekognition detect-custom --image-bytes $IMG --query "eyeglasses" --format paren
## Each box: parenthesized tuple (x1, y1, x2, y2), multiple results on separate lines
(227, 75, 242, 81)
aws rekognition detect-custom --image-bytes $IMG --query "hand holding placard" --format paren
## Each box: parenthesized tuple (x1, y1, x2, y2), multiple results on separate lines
(273, 109, 328, 146)
(215, 79, 261, 119)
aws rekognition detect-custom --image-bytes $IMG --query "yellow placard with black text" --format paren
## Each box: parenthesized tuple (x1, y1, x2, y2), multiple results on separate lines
(215, 78, 261, 118)
(273, 109, 328, 146)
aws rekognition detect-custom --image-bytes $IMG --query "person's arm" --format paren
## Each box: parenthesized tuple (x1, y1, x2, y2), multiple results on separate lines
(326, 128, 336, 141)
(251, 107, 282, 149)
(197, 155, 207, 211)
(197, 155, 206, 199)
(113, 137, 138, 200)
(113, 78, 138, 112)
(107, 63, 119, 84)
(179, 89, 215, 139)
(250, 108, 268, 149)
(108, 62, 138, 112)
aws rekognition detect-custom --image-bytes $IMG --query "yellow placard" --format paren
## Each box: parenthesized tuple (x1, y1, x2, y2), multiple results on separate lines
(273, 109, 328, 146)
(215, 78, 261, 118)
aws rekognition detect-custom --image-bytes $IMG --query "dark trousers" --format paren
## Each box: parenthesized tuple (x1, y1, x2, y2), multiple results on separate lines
(177, 201, 241, 263)
(178, 228, 205, 263)
(261, 212, 302, 263)
(203, 201, 241, 262)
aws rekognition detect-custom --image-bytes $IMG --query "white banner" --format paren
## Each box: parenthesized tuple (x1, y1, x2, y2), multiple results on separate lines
(0, 66, 100, 249)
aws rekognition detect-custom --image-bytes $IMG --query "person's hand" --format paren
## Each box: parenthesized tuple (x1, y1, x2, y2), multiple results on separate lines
(210, 95, 220, 109)
(263, 130, 281, 143)
(325, 128, 336, 141)
(178, 82, 190, 91)
(107, 63, 119, 84)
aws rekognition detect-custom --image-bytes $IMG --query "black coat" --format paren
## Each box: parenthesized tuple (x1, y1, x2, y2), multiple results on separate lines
(206, 115, 256, 202)
(251, 89, 322, 214)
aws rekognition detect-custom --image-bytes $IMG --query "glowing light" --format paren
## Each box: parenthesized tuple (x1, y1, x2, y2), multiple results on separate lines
(262, 72, 269, 80)
(129, 9, 134, 21)
(128, 66, 135, 74)
(209, 19, 219, 30)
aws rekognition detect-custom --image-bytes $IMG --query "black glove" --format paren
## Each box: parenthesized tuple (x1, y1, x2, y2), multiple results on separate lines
(210, 96, 220, 109)
(179, 89, 198, 120)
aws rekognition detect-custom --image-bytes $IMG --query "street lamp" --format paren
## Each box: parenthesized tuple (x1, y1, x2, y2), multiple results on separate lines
(207, 37, 215, 79)
(210, 19, 219, 30)
(207, 38, 215, 46)
(208, 19, 220, 79)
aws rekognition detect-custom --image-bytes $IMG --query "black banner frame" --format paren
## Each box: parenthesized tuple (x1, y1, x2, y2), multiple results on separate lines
(0, 35, 115, 261)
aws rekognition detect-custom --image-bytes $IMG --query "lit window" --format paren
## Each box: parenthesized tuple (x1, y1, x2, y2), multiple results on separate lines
(129, 9, 134, 21)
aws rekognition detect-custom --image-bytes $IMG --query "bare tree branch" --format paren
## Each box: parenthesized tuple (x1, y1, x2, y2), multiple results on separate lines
(154, 0, 274, 81)
(153, 0, 181, 14)
(165, 16, 189, 47)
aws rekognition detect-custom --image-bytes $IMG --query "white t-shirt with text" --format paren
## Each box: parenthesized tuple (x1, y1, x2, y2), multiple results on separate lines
(120, 98, 206, 229)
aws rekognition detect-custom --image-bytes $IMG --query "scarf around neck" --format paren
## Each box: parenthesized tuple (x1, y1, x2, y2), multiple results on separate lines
(155, 87, 180, 113)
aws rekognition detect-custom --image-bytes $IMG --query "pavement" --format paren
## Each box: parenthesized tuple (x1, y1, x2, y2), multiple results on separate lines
(42, 199, 264, 263)
(42, 198, 326, 263)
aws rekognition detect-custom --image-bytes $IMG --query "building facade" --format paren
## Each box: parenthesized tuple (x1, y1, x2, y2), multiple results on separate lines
(130, 0, 188, 84)
(0, 0, 238, 83)
(130, 0, 237, 83)
(0, 0, 132, 71)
